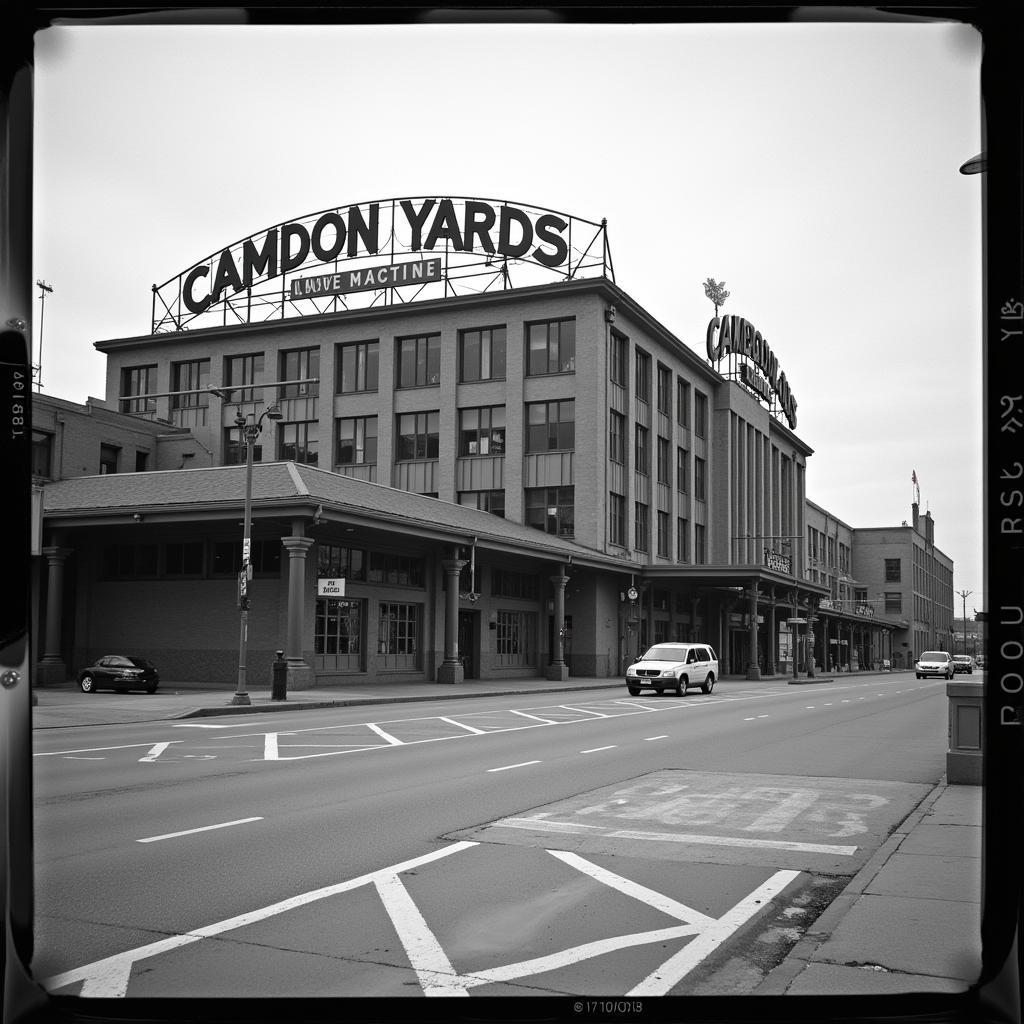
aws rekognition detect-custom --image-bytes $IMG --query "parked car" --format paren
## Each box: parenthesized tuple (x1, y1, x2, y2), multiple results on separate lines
(625, 643, 718, 696)
(952, 655, 974, 674)
(914, 651, 954, 680)
(78, 655, 160, 694)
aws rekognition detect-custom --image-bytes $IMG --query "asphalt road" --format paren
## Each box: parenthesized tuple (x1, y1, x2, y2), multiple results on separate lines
(31, 674, 949, 998)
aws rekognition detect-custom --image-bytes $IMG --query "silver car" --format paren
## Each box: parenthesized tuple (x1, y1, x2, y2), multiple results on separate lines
(625, 643, 718, 696)
(915, 651, 954, 679)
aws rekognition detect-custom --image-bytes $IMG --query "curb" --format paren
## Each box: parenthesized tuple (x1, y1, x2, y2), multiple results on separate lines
(753, 779, 949, 995)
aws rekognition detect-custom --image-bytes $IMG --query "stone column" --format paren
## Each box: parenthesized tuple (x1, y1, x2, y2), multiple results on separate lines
(437, 557, 467, 683)
(806, 612, 817, 678)
(281, 536, 315, 688)
(765, 591, 777, 675)
(547, 566, 570, 680)
(38, 546, 72, 686)
(746, 581, 761, 680)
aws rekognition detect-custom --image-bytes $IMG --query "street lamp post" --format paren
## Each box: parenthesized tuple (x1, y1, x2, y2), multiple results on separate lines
(231, 403, 282, 705)
(956, 588, 973, 657)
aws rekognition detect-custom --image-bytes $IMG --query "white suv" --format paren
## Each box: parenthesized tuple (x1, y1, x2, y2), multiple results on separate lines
(625, 643, 719, 696)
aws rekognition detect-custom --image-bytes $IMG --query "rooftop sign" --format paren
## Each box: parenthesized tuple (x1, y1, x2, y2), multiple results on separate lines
(706, 314, 798, 429)
(153, 196, 613, 333)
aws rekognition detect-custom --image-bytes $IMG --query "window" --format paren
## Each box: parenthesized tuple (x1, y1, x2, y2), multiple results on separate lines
(634, 424, 649, 475)
(279, 347, 320, 399)
(459, 406, 506, 456)
(336, 416, 378, 466)
(135, 451, 149, 472)
(525, 400, 574, 452)
(525, 486, 574, 537)
(212, 539, 281, 576)
(634, 502, 649, 552)
(279, 421, 318, 465)
(396, 411, 439, 460)
(657, 437, 671, 486)
(885, 592, 903, 614)
(855, 588, 868, 604)
(609, 411, 626, 464)
(694, 456, 707, 500)
(492, 569, 539, 600)
(397, 333, 441, 387)
(694, 523, 707, 564)
(496, 610, 535, 665)
(224, 353, 264, 403)
(657, 365, 672, 416)
(609, 332, 627, 386)
(99, 444, 120, 475)
(635, 350, 651, 402)
(101, 543, 158, 578)
(31, 430, 53, 478)
(677, 447, 688, 493)
(369, 553, 425, 587)
(885, 558, 902, 582)
(458, 490, 505, 517)
(164, 542, 204, 576)
(224, 426, 263, 466)
(657, 511, 670, 557)
(694, 390, 708, 438)
(171, 359, 210, 408)
(378, 602, 421, 659)
(677, 517, 689, 562)
(336, 340, 379, 394)
(315, 599, 363, 657)
(317, 543, 366, 581)
(120, 365, 157, 414)
(459, 326, 506, 382)
(526, 319, 575, 375)
(677, 378, 690, 428)
(609, 492, 626, 546)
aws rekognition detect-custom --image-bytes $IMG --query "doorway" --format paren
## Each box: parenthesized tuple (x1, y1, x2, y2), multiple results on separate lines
(458, 610, 478, 679)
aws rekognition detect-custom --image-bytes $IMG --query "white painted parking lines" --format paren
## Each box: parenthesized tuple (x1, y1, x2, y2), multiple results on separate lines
(366, 722, 405, 745)
(509, 710, 560, 724)
(137, 817, 264, 844)
(438, 716, 488, 735)
(487, 760, 542, 773)
(139, 742, 175, 763)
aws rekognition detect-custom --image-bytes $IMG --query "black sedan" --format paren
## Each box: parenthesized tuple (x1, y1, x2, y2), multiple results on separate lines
(77, 656, 160, 694)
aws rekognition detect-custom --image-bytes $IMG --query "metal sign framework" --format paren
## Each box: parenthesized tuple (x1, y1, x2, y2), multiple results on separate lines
(151, 196, 614, 335)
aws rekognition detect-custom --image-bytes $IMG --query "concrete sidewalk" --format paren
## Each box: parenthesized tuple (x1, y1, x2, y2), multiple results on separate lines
(29, 671, 984, 999)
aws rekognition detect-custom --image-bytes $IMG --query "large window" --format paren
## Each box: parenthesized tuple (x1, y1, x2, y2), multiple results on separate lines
(369, 554, 425, 587)
(657, 437, 671, 486)
(459, 326, 506, 382)
(677, 378, 690, 428)
(224, 426, 263, 466)
(279, 347, 320, 399)
(224, 353, 264, 403)
(677, 447, 688, 493)
(397, 334, 441, 388)
(885, 592, 903, 614)
(885, 558, 902, 582)
(657, 511, 670, 558)
(609, 332, 627, 386)
(525, 486, 574, 537)
(459, 406, 506, 456)
(635, 350, 650, 403)
(317, 543, 366, 581)
(164, 542, 204, 576)
(526, 319, 575, 376)
(212, 539, 281, 576)
(677, 517, 689, 562)
(32, 430, 53, 478)
(694, 456, 707, 500)
(609, 492, 626, 546)
(99, 444, 120, 475)
(101, 543, 158, 578)
(315, 599, 363, 661)
(396, 411, 439, 460)
(336, 340, 379, 394)
(657, 365, 672, 416)
(496, 610, 535, 666)
(634, 424, 649, 475)
(120, 365, 157, 414)
(336, 416, 378, 466)
(694, 390, 708, 438)
(634, 502, 649, 552)
(378, 602, 421, 659)
(694, 523, 707, 564)
(279, 421, 318, 465)
(525, 400, 574, 452)
(609, 411, 626, 464)
(492, 569, 539, 600)
(459, 490, 505, 517)
(171, 359, 210, 408)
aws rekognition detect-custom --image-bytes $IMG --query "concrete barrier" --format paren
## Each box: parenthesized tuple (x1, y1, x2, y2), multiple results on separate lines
(946, 679, 983, 785)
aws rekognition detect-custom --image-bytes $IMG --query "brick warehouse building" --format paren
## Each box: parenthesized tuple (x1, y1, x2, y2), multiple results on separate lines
(31, 196, 944, 689)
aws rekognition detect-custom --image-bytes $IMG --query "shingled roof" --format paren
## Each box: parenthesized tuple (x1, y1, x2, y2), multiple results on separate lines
(41, 461, 628, 571)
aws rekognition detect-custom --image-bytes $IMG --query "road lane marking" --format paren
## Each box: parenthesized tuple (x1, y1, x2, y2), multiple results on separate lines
(438, 716, 488, 735)
(644, 735, 668, 741)
(41, 841, 478, 997)
(139, 742, 174, 762)
(35, 742, 175, 757)
(509, 710, 560, 724)
(580, 746, 617, 754)
(487, 761, 542, 773)
(366, 722, 405, 745)
(137, 818, 264, 844)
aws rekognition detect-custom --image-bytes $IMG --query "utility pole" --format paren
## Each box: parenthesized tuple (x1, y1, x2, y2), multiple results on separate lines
(35, 280, 53, 390)
(956, 589, 972, 655)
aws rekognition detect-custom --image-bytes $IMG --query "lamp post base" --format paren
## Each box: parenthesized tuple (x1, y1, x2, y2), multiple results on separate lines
(230, 692, 252, 706)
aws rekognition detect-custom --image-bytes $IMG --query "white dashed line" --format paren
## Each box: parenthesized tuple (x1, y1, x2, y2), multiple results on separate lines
(137, 817, 263, 844)
(644, 735, 669, 741)
(580, 746, 617, 754)
(487, 761, 542, 773)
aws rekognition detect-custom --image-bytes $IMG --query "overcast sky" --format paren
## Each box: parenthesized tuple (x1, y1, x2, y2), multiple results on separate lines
(31, 18, 984, 612)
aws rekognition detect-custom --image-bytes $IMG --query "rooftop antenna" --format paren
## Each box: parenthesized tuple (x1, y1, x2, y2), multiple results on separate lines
(35, 280, 54, 391)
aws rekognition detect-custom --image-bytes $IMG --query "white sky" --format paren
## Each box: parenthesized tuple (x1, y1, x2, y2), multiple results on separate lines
(31, 19, 984, 612)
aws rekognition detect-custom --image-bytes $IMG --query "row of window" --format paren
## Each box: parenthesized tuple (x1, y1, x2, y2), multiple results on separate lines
(608, 495, 708, 561)
(119, 319, 578, 413)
